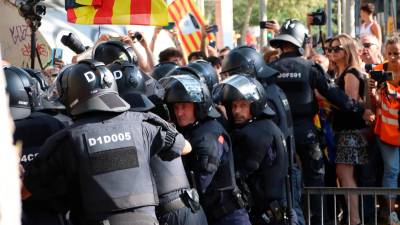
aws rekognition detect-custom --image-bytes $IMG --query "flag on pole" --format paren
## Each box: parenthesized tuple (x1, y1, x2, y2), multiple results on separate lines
(65, 0, 169, 26)
(168, 0, 215, 55)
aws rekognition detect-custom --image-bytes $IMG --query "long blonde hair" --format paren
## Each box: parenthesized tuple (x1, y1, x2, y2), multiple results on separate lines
(331, 33, 361, 70)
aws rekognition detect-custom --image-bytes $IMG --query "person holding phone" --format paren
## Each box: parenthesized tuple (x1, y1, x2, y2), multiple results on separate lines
(200, 24, 219, 58)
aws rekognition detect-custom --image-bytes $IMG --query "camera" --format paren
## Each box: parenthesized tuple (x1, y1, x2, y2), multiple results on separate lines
(370, 70, 394, 84)
(259, 20, 275, 29)
(309, 8, 326, 26)
(131, 32, 143, 42)
(61, 33, 86, 54)
(18, 0, 46, 21)
(364, 64, 376, 73)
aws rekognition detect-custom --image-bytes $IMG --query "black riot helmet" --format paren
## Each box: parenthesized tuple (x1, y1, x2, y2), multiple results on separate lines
(108, 60, 155, 112)
(165, 66, 213, 87)
(3, 65, 38, 120)
(270, 19, 309, 53)
(23, 68, 66, 111)
(187, 60, 219, 92)
(23, 68, 48, 91)
(151, 61, 179, 80)
(160, 74, 220, 121)
(93, 40, 137, 65)
(213, 74, 275, 119)
(56, 59, 130, 116)
(165, 65, 219, 102)
(221, 46, 279, 79)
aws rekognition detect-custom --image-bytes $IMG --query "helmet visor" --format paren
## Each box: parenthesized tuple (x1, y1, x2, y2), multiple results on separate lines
(161, 75, 204, 103)
(220, 75, 261, 102)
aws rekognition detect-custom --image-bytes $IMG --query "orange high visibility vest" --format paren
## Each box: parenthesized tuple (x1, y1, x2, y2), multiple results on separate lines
(374, 82, 400, 146)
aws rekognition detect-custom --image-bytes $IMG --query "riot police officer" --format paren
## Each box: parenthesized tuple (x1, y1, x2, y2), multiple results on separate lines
(166, 65, 229, 127)
(23, 67, 72, 126)
(214, 74, 292, 225)
(22, 59, 191, 225)
(108, 60, 155, 112)
(268, 19, 373, 225)
(151, 61, 179, 80)
(5, 65, 68, 225)
(187, 60, 219, 92)
(109, 60, 208, 225)
(93, 40, 137, 65)
(220, 46, 304, 225)
(161, 73, 251, 225)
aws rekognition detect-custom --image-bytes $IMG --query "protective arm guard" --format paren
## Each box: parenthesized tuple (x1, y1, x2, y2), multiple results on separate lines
(143, 112, 185, 160)
(189, 133, 221, 193)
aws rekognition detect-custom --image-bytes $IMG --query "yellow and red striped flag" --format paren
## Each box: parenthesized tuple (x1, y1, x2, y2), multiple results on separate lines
(65, 0, 169, 26)
(168, 0, 215, 55)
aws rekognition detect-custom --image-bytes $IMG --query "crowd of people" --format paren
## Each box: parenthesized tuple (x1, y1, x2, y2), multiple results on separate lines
(2, 2, 400, 225)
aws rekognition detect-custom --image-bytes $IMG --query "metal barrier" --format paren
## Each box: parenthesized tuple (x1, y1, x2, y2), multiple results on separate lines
(303, 187, 400, 225)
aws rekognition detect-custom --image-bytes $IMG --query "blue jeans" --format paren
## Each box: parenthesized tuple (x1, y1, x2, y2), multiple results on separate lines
(291, 164, 305, 225)
(377, 138, 400, 199)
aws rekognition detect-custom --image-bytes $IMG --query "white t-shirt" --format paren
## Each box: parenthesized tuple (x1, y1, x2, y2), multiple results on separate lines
(360, 22, 373, 36)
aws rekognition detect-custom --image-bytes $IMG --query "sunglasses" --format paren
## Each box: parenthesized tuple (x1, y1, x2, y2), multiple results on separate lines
(387, 52, 400, 58)
(327, 45, 345, 53)
(362, 43, 375, 49)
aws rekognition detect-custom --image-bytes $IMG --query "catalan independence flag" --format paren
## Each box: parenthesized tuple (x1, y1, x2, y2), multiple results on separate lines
(65, 0, 169, 26)
(168, 0, 215, 55)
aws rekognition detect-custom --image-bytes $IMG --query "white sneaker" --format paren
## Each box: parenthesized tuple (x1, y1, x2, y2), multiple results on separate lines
(390, 211, 400, 225)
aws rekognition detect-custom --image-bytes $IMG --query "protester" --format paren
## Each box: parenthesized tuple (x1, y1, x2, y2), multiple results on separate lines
(359, 34, 384, 65)
(329, 34, 367, 225)
(370, 34, 400, 224)
(159, 47, 185, 66)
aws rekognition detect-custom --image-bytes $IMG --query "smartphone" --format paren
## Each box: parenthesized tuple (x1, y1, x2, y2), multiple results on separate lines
(206, 25, 218, 33)
(209, 40, 216, 48)
(51, 48, 63, 66)
(162, 22, 175, 30)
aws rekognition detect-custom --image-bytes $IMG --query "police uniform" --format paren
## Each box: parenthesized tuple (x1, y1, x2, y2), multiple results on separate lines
(151, 156, 208, 225)
(4, 65, 69, 225)
(15, 112, 68, 225)
(179, 120, 250, 225)
(231, 119, 288, 225)
(214, 75, 291, 225)
(22, 60, 187, 225)
(110, 60, 208, 225)
(161, 74, 251, 225)
(220, 46, 305, 225)
(269, 20, 365, 225)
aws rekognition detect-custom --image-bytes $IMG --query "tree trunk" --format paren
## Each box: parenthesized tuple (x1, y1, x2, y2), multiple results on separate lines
(240, 0, 256, 46)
